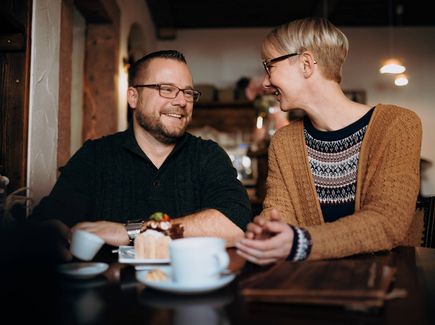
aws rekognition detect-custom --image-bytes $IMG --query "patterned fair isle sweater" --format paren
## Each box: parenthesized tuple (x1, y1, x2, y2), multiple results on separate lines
(263, 104, 422, 260)
(304, 108, 374, 222)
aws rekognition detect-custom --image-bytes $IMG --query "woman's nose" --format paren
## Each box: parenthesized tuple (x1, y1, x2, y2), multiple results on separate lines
(262, 74, 272, 89)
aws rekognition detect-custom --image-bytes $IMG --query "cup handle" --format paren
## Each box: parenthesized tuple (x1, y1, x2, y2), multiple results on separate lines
(214, 251, 230, 273)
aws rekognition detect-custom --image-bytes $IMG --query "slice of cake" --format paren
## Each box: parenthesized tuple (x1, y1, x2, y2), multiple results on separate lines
(134, 212, 184, 260)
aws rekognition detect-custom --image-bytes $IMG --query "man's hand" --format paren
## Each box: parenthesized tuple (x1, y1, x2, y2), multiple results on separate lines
(41, 219, 73, 262)
(236, 209, 294, 265)
(72, 221, 130, 246)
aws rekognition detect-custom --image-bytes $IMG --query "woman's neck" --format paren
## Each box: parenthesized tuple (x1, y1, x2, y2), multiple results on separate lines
(303, 83, 371, 131)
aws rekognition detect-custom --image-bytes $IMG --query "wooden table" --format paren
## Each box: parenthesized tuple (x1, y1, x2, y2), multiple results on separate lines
(4, 246, 434, 324)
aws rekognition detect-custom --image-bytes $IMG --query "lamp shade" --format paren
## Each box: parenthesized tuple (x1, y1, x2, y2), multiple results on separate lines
(379, 58, 406, 74)
(394, 74, 409, 86)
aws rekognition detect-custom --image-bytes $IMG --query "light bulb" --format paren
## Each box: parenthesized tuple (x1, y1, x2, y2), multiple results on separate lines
(379, 58, 406, 74)
(256, 116, 263, 129)
(394, 74, 408, 86)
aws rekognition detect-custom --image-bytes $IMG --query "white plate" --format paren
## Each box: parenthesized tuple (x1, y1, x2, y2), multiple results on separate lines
(57, 262, 109, 279)
(118, 245, 170, 265)
(136, 267, 236, 294)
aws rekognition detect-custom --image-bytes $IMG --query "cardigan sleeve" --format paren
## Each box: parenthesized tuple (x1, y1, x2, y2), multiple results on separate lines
(306, 109, 422, 260)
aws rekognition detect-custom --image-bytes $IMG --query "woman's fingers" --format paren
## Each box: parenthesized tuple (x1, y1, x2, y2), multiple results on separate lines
(268, 208, 282, 222)
(236, 249, 277, 265)
(236, 222, 294, 264)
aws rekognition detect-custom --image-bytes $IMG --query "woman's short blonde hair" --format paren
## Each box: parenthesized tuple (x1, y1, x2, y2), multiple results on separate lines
(262, 17, 349, 83)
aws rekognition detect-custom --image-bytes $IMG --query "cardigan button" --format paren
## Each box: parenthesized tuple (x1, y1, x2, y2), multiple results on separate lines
(152, 180, 160, 187)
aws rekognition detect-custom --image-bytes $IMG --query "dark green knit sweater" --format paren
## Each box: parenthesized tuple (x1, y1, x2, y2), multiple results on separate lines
(31, 127, 252, 229)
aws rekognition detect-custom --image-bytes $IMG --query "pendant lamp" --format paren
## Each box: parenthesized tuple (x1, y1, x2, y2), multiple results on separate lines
(379, 0, 407, 82)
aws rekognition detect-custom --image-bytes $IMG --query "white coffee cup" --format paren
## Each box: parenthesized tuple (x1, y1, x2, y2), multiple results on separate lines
(169, 237, 229, 286)
(70, 229, 104, 261)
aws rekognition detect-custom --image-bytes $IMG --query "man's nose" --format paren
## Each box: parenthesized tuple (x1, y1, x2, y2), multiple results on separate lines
(171, 90, 187, 106)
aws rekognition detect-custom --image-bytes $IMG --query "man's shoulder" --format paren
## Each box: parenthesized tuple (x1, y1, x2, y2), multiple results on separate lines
(71, 130, 129, 160)
(89, 129, 129, 145)
(184, 132, 222, 150)
(182, 133, 230, 164)
(77, 130, 129, 154)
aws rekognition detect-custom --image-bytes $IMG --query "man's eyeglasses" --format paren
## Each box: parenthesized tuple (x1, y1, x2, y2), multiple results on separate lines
(133, 83, 201, 103)
(262, 53, 299, 76)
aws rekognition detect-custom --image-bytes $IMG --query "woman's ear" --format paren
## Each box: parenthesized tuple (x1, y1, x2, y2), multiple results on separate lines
(301, 51, 317, 77)
(127, 87, 138, 109)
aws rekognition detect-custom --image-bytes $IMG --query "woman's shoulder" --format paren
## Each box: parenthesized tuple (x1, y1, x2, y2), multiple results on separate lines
(374, 104, 421, 124)
(371, 104, 422, 139)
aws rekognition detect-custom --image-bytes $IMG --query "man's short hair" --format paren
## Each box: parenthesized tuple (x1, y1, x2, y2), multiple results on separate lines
(128, 50, 187, 86)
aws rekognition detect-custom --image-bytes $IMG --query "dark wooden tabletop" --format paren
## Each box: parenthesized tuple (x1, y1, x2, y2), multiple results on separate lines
(4, 245, 434, 325)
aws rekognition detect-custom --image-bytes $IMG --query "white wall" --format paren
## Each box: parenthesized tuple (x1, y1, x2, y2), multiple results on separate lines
(70, 8, 85, 156)
(157, 27, 435, 195)
(27, 0, 61, 204)
(158, 28, 269, 87)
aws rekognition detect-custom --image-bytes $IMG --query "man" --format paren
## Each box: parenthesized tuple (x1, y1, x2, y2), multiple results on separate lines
(31, 50, 251, 252)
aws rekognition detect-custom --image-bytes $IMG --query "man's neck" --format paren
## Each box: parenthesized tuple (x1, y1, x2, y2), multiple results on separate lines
(133, 124, 176, 169)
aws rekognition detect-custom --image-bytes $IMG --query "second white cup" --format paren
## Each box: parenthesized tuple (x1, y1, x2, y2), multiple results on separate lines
(70, 229, 104, 261)
(169, 237, 229, 286)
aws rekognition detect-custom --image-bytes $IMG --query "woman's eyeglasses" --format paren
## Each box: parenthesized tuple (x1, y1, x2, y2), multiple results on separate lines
(262, 53, 299, 76)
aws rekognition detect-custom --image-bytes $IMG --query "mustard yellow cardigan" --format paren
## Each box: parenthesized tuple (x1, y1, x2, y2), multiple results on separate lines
(263, 104, 422, 260)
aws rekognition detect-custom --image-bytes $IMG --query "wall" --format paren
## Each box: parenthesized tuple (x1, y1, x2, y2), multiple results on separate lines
(70, 7, 85, 156)
(27, 0, 61, 204)
(116, 0, 156, 131)
(157, 27, 435, 196)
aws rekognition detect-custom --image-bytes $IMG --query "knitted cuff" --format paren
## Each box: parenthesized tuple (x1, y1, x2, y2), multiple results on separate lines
(286, 225, 312, 262)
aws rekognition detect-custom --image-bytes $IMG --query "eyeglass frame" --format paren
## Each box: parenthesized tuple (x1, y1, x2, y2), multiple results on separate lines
(133, 83, 201, 103)
(262, 53, 299, 76)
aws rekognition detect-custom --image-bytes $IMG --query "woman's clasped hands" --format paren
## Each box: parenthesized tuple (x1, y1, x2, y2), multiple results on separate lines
(236, 208, 294, 265)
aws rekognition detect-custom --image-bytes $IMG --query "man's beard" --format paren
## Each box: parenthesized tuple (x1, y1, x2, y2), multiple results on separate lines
(135, 109, 187, 144)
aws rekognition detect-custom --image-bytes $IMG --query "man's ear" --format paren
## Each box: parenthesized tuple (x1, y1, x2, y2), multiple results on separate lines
(127, 87, 138, 109)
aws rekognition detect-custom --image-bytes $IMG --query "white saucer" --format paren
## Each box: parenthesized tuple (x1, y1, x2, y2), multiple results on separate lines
(136, 267, 236, 294)
(57, 262, 109, 279)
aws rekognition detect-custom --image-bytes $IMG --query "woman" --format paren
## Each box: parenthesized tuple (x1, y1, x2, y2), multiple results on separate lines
(236, 17, 422, 264)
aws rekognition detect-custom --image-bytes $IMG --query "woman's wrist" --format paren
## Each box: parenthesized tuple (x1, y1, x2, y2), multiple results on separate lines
(286, 225, 312, 262)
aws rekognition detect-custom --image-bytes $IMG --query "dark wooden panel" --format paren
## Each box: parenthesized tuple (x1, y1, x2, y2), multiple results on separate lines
(0, 0, 31, 193)
(0, 52, 28, 191)
(74, 0, 114, 23)
(57, 0, 74, 171)
(82, 12, 120, 140)
(0, 33, 25, 51)
(0, 0, 29, 33)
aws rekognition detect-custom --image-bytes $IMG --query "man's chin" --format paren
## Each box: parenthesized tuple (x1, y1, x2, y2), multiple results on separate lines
(154, 130, 185, 144)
